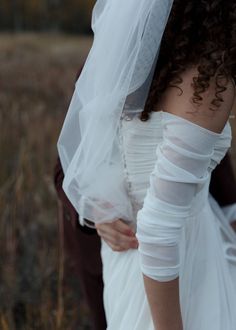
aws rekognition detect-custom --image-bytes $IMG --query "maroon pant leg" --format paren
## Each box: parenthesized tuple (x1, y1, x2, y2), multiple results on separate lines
(62, 206, 107, 330)
(55, 158, 106, 329)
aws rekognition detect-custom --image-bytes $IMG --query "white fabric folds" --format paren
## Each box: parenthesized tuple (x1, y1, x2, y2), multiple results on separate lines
(222, 204, 236, 224)
(136, 113, 232, 281)
(57, 0, 174, 224)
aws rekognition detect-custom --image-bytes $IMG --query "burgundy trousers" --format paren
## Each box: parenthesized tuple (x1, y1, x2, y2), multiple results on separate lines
(54, 159, 106, 330)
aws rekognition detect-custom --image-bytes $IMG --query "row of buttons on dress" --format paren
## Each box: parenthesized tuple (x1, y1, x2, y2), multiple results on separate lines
(118, 116, 140, 213)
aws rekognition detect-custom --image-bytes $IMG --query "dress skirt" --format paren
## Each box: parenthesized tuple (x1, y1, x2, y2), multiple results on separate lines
(101, 195, 236, 330)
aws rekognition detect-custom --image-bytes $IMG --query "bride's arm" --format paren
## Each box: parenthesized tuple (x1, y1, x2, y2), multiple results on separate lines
(144, 276, 182, 330)
(137, 69, 235, 330)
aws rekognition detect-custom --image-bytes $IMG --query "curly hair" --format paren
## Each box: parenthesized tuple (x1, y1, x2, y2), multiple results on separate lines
(140, 0, 236, 121)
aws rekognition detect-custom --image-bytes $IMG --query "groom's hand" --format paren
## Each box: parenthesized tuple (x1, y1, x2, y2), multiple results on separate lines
(96, 219, 139, 252)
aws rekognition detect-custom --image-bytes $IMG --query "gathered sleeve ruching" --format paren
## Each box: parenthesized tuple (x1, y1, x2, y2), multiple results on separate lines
(136, 112, 224, 282)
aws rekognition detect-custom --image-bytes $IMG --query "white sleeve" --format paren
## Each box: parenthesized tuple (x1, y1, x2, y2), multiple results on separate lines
(136, 112, 226, 282)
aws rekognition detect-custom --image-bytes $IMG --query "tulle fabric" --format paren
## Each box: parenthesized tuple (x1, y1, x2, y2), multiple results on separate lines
(101, 111, 236, 330)
(136, 112, 232, 281)
(101, 243, 154, 330)
(57, 0, 174, 224)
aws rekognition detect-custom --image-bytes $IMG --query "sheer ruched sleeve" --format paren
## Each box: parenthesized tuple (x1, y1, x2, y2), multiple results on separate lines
(136, 112, 230, 282)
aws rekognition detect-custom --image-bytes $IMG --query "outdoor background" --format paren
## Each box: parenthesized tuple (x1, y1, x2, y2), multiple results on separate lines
(0, 1, 95, 330)
(0, 1, 236, 330)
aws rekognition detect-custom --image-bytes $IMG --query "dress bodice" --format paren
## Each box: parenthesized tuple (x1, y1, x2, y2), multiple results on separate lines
(119, 111, 232, 220)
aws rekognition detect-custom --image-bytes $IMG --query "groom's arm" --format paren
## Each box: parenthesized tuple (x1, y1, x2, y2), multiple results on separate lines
(54, 156, 98, 234)
(210, 153, 236, 207)
(210, 153, 236, 227)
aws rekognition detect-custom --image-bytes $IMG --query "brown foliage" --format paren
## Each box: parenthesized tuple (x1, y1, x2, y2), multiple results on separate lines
(0, 33, 93, 330)
(0, 0, 96, 32)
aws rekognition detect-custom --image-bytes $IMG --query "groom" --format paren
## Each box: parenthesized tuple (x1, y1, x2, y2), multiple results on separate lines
(54, 69, 236, 330)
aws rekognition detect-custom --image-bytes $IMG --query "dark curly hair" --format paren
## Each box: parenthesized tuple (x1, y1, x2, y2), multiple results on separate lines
(141, 0, 236, 121)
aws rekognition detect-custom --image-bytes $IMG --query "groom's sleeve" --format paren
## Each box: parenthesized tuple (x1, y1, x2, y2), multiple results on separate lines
(54, 156, 98, 235)
(210, 153, 236, 206)
(54, 157, 107, 329)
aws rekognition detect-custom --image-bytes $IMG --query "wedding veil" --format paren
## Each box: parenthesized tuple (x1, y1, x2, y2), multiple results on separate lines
(57, 0, 174, 224)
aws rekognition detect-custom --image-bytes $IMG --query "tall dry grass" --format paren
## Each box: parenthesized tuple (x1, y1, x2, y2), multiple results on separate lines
(0, 33, 93, 330)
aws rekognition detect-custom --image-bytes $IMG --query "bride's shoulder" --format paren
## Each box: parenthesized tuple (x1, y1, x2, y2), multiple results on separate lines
(159, 66, 235, 133)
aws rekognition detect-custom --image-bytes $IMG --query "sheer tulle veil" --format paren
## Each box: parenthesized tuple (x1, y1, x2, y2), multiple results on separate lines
(57, 0, 174, 224)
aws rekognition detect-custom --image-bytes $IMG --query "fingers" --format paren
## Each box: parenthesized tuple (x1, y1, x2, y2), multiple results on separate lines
(98, 231, 138, 252)
(96, 219, 135, 236)
(96, 219, 139, 252)
(97, 223, 134, 240)
(97, 226, 138, 249)
(113, 219, 136, 236)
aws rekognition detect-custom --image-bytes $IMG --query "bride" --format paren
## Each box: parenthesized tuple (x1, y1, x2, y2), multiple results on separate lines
(58, 0, 236, 329)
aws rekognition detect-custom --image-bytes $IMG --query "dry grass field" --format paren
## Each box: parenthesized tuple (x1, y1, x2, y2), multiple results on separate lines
(0, 33, 235, 330)
(0, 33, 93, 330)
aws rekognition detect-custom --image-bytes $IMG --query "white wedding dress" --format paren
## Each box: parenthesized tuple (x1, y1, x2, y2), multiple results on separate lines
(101, 111, 236, 330)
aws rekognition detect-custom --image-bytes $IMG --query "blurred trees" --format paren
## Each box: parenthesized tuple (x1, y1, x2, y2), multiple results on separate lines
(0, 0, 95, 33)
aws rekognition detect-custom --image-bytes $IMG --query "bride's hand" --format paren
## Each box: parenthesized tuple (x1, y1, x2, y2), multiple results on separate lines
(96, 219, 139, 252)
